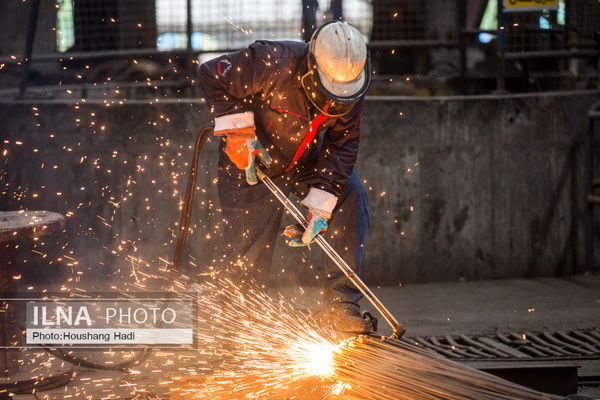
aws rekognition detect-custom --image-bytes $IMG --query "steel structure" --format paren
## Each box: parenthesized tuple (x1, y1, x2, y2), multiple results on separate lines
(0, 0, 597, 95)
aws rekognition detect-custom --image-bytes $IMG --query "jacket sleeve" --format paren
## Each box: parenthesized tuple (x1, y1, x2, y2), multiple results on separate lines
(311, 97, 364, 198)
(196, 41, 275, 117)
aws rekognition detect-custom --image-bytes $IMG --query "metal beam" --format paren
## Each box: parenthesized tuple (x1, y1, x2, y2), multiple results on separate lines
(18, 0, 41, 98)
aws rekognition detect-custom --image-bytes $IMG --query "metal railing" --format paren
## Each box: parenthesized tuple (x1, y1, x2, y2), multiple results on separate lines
(493, 0, 600, 91)
(0, 0, 597, 97)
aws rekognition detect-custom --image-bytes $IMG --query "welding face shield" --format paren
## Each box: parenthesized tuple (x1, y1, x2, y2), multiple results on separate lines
(301, 21, 372, 117)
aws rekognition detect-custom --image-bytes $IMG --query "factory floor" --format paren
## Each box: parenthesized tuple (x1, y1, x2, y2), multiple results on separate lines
(361, 271, 600, 338)
(7, 271, 600, 399)
(376, 271, 600, 399)
(350, 271, 600, 398)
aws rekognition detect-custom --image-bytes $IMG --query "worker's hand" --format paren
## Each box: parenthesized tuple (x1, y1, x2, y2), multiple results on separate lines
(283, 187, 337, 246)
(214, 111, 271, 185)
(283, 212, 328, 247)
(223, 133, 271, 185)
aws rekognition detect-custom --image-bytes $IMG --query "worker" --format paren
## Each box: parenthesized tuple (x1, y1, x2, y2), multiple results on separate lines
(197, 21, 372, 334)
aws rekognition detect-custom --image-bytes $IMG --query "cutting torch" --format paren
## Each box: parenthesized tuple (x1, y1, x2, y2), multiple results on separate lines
(256, 165, 406, 338)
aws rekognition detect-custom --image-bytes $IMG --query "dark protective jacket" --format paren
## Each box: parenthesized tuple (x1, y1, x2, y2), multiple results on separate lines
(196, 40, 364, 197)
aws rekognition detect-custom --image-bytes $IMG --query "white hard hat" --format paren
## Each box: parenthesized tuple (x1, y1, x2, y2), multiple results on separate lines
(309, 21, 368, 98)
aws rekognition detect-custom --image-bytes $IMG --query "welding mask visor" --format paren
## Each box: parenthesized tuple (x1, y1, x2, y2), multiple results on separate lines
(301, 52, 371, 117)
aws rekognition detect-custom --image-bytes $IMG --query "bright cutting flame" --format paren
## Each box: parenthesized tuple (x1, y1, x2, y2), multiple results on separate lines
(300, 342, 336, 377)
(185, 279, 561, 400)
(183, 278, 345, 399)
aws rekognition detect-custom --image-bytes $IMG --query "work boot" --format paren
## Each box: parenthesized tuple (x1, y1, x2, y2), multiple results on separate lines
(321, 304, 373, 335)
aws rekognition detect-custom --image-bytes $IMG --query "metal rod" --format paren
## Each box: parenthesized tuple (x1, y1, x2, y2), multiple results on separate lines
(301, 0, 317, 43)
(0, 47, 242, 64)
(0, 40, 462, 65)
(256, 168, 405, 338)
(368, 40, 459, 48)
(495, 0, 506, 93)
(331, 0, 343, 20)
(18, 0, 41, 98)
(186, 0, 193, 54)
(503, 50, 600, 60)
(185, 0, 194, 76)
(457, 0, 467, 94)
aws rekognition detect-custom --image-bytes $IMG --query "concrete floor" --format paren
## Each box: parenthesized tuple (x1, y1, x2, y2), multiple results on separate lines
(7, 271, 600, 399)
(276, 270, 600, 337)
(364, 272, 600, 338)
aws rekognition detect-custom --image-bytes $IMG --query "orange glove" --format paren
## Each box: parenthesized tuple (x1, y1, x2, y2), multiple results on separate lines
(216, 126, 271, 185)
(220, 127, 257, 169)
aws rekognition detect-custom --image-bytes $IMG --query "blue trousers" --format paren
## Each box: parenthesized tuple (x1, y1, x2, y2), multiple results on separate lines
(217, 149, 370, 308)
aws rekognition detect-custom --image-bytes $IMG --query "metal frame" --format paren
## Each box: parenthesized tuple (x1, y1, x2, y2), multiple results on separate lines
(492, 0, 600, 91)
(8, 0, 599, 97)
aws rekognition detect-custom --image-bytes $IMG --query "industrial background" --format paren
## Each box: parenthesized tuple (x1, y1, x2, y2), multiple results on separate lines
(1, 1, 600, 399)
(0, 0, 599, 286)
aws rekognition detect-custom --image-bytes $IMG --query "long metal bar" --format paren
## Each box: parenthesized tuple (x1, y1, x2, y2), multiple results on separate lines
(495, 0, 506, 93)
(457, 0, 467, 94)
(504, 50, 599, 60)
(184, 0, 195, 78)
(331, 0, 343, 20)
(256, 168, 405, 338)
(18, 0, 41, 98)
(301, 0, 317, 42)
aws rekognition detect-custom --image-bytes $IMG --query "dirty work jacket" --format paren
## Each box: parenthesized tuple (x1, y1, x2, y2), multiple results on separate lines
(196, 40, 364, 198)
